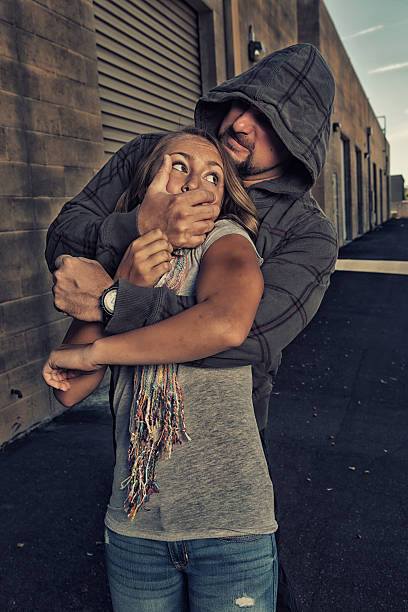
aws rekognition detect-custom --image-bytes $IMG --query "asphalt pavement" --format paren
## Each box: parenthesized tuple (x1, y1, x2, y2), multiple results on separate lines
(1, 218, 407, 612)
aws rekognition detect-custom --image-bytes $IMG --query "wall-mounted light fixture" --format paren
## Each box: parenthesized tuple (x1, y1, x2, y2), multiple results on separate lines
(248, 25, 265, 62)
(332, 122, 342, 133)
(364, 151, 370, 159)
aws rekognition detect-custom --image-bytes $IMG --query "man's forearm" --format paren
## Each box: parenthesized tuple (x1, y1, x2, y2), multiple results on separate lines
(106, 222, 338, 371)
(45, 135, 151, 273)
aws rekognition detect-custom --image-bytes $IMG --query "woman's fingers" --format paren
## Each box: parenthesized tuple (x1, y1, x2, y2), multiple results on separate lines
(124, 233, 173, 264)
(136, 238, 173, 259)
(135, 228, 171, 248)
(42, 362, 72, 390)
(147, 251, 174, 269)
(115, 231, 174, 287)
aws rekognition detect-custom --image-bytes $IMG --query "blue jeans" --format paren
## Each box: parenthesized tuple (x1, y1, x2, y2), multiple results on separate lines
(105, 528, 278, 611)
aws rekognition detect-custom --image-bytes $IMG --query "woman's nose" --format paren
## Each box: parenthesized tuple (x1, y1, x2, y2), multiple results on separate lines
(182, 175, 200, 192)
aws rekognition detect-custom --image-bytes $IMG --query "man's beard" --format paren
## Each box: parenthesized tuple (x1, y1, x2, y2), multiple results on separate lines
(235, 154, 260, 177)
(219, 126, 282, 177)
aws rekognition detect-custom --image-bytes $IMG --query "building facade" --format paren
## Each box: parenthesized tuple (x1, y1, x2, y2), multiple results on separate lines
(391, 175, 405, 204)
(297, 0, 390, 243)
(0, 0, 389, 444)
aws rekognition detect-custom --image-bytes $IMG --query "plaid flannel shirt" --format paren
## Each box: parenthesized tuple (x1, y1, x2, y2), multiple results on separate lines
(46, 44, 338, 429)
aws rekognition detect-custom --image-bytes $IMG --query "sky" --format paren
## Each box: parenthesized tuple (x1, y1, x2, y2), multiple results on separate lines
(324, 0, 408, 180)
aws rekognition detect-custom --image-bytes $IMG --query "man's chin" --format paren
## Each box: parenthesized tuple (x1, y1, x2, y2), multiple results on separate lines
(222, 143, 249, 166)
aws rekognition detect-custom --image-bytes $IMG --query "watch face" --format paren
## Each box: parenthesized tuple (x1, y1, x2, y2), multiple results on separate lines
(104, 288, 117, 314)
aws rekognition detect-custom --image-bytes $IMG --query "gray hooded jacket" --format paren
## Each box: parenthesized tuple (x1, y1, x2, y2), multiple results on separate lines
(46, 44, 338, 430)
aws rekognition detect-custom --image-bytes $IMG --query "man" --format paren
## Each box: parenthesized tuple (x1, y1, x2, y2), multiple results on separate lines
(47, 44, 337, 610)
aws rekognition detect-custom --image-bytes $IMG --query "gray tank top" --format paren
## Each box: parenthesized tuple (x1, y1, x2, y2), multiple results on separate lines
(105, 220, 277, 540)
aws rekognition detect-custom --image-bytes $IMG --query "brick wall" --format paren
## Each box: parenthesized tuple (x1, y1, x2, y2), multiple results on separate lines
(0, 0, 104, 445)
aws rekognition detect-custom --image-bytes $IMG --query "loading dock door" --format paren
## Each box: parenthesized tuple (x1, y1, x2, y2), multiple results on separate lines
(93, 0, 202, 159)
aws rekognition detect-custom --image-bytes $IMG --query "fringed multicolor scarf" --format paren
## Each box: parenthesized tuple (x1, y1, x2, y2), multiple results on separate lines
(121, 249, 192, 520)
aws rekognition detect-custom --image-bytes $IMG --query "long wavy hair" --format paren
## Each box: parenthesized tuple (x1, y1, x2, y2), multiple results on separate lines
(117, 127, 258, 239)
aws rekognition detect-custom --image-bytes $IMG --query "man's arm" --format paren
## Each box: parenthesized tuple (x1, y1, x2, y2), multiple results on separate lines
(44, 235, 264, 374)
(50, 187, 337, 371)
(45, 135, 153, 275)
(46, 137, 219, 277)
(106, 211, 338, 370)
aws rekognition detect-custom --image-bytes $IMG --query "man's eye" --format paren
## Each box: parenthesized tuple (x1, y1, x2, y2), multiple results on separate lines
(172, 162, 187, 172)
(205, 173, 219, 185)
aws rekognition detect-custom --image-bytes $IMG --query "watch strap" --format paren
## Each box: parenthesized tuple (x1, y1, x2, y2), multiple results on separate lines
(100, 281, 119, 326)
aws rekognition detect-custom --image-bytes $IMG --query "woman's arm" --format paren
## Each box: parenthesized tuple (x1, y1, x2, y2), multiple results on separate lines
(44, 320, 107, 407)
(105, 209, 338, 370)
(44, 235, 264, 372)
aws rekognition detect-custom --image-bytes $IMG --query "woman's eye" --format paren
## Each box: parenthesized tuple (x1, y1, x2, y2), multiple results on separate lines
(172, 162, 187, 172)
(205, 173, 219, 185)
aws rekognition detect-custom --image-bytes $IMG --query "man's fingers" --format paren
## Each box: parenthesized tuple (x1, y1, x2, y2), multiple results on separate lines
(189, 220, 216, 236)
(176, 188, 216, 207)
(147, 154, 172, 194)
(189, 204, 220, 222)
(181, 234, 208, 248)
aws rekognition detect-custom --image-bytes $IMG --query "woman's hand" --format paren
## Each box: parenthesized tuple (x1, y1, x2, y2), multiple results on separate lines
(42, 343, 101, 391)
(114, 229, 173, 287)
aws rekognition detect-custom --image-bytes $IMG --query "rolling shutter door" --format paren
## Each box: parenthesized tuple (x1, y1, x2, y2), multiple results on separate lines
(93, 0, 202, 159)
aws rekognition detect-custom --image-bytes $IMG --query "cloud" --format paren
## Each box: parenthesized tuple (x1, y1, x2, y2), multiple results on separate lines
(343, 25, 384, 40)
(369, 62, 408, 74)
(388, 124, 408, 142)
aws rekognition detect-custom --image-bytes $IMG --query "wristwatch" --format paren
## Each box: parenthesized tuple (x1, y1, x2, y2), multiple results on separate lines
(100, 282, 118, 326)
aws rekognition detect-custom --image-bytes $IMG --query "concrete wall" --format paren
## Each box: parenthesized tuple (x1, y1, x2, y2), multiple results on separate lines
(392, 201, 408, 218)
(298, 0, 390, 244)
(0, 0, 104, 445)
(231, 0, 297, 75)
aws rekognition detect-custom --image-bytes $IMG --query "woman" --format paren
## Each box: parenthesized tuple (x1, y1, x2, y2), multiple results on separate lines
(43, 128, 278, 611)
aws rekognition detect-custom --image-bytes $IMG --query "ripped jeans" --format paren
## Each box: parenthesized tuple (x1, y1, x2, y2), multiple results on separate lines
(105, 528, 278, 611)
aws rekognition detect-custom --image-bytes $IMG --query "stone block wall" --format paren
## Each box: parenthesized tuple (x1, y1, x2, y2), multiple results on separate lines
(298, 0, 390, 244)
(0, 0, 104, 445)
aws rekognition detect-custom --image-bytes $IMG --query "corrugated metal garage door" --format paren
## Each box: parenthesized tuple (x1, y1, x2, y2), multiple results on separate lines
(93, 0, 202, 158)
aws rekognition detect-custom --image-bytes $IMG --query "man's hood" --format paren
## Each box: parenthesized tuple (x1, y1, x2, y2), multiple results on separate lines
(195, 44, 335, 191)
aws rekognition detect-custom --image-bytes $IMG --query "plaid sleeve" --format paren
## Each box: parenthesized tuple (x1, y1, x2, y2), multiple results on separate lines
(45, 135, 159, 273)
(107, 209, 338, 371)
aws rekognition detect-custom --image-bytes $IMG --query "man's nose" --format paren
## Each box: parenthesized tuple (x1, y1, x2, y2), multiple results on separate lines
(231, 108, 254, 133)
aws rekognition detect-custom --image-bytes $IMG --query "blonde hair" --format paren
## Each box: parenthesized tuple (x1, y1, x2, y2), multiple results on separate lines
(118, 127, 258, 239)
